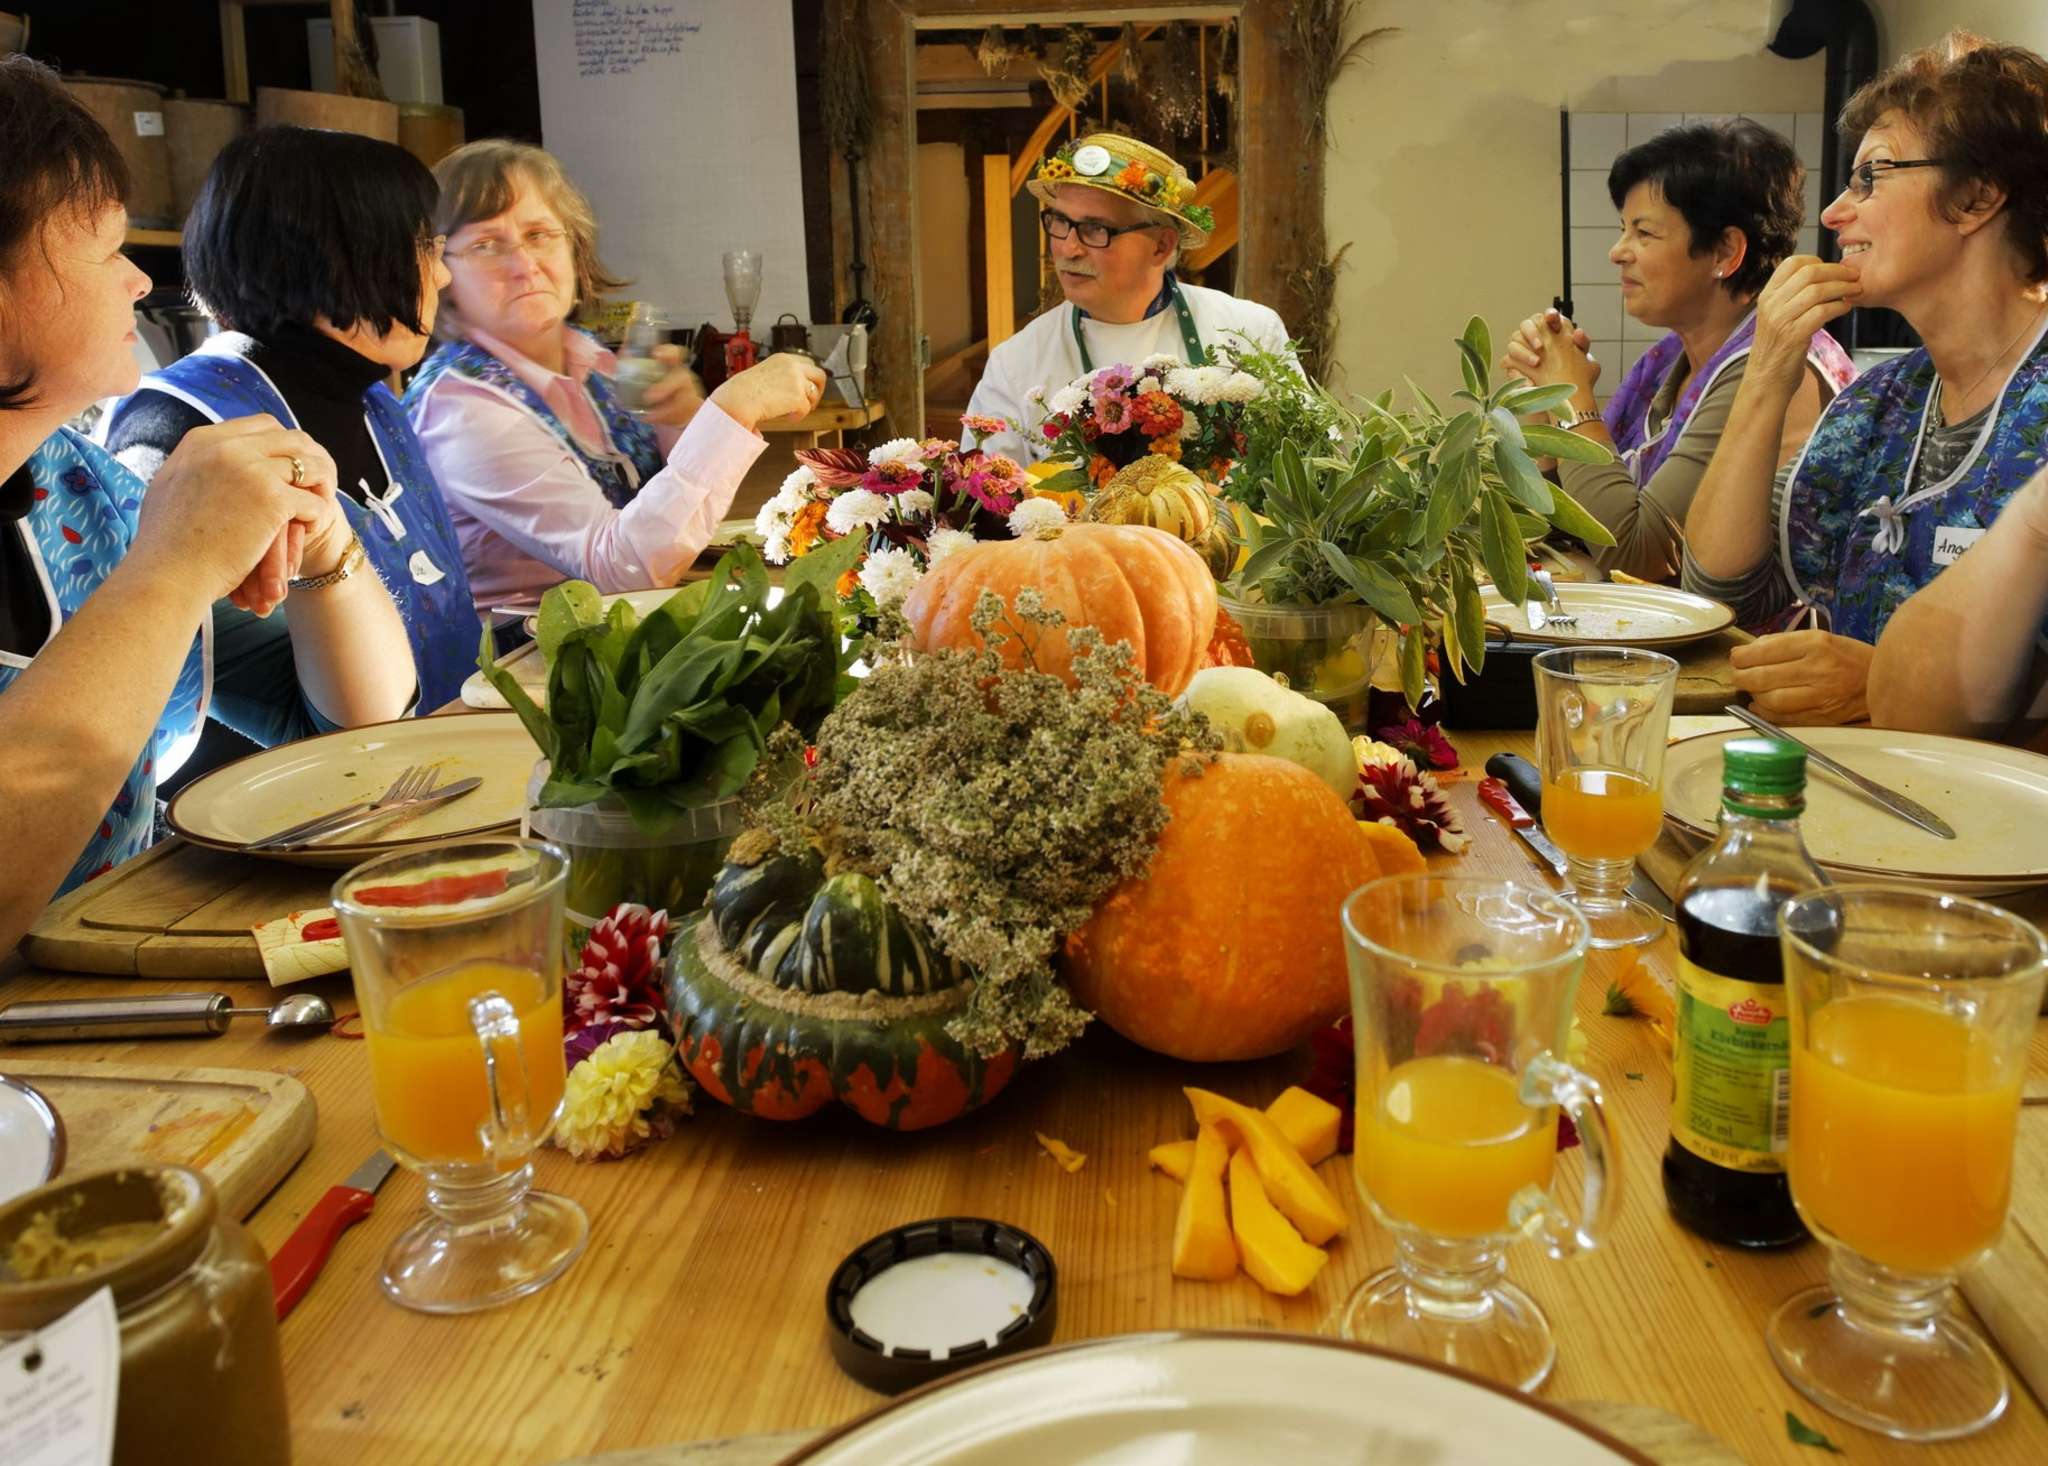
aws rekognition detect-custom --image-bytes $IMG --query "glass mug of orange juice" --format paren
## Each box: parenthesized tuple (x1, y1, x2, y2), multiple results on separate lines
(1532, 645, 1678, 949)
(332, 838, 587, 1314)
(1767, 885, 2048, 1441)
(1338, 876, 1619, 1392)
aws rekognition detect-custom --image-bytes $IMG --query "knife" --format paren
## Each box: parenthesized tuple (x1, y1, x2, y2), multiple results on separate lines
(1484, 753, 1675, 920)
(1722, 703, 1956, 840)
(270, 1149, 397, 1319)
(260, 777, 483, 851)
(1477, 774, 1568, 877)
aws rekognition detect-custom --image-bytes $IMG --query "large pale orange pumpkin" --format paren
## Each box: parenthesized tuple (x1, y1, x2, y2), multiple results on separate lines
(901, 522, 1216, 696)
(1065, 752, 1384, 1061)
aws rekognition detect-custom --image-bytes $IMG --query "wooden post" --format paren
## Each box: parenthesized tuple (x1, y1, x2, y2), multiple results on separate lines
(219, 0, 249, 104)
(982, 153, 1015, 349)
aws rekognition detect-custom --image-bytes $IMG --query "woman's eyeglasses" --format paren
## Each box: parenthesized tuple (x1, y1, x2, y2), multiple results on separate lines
(1846, 159, 1945, 200)
(1039, 209, 1157, 249)
(447, 226, 570, 268)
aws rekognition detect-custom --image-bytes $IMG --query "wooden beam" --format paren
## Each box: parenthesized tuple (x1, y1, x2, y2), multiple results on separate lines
(864, 0, 922, 438)
(1182, 168, 1238, 273)
(981, 154, 1016, 349)
(219, 1, 249, 104)
(1006, 25, 1158, 197)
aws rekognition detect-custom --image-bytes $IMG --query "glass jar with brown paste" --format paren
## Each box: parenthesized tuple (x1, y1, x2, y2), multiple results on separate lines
(0, 1165, 290, 1465)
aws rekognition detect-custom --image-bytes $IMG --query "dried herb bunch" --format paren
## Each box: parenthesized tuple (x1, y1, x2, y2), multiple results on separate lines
(748, 593, 1217, 1059)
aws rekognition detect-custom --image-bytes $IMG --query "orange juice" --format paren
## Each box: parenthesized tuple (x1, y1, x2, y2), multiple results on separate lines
(1542, 767, 1664, 860)
(1356, 1055, 1556, 1237)
(1791, 996, 2020, 1273)
(364, 960, 564, 1167)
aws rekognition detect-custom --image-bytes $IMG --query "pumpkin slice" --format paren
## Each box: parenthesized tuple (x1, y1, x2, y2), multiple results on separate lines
(1228, 1148, 1328, 1296)
(1353, 819, 1428, 878)
(1186, 1087, 1347, 1244)
(1171, 1123, 1239, 1281)
(1151, 1086, 1345, 1180)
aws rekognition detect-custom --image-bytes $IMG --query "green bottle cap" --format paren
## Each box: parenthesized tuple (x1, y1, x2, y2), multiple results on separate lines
(1721, 737, 1806, 795)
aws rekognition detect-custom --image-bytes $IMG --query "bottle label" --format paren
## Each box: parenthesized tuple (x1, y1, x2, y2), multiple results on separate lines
(1670, 955, 1790, 1173)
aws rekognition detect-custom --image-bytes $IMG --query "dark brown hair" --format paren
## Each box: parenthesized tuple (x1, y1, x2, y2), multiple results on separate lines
(1840, 29, 2048, 284)
(429, 140, 627, 337)
(0, 54, 131, 410)
(1608, 119, 1804, 299)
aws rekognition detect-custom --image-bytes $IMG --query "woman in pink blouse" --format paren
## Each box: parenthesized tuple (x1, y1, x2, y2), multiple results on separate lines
(405, 141, 824, 606)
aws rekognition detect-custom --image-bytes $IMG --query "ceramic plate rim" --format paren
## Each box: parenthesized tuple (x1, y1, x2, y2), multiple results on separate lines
(1479, 583, 1734, 647)
(779, 1329, 1655, 1465)
(0, 1075, 66, 1204)
(164, 712, 528, 861)
(1661, 725, 2048, 886)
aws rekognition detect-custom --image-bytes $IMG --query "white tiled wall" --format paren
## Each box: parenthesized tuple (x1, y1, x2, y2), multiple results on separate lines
(1568, 110, 1828, 380)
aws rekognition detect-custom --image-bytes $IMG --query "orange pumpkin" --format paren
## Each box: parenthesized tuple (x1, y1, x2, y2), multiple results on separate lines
(901, 522, 1217, 696)
(1065, 752, 1383, 1061)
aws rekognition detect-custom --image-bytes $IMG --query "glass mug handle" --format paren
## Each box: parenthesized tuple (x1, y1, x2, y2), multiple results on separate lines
(1509, 1051, 1620, 1260)
(468, 993, 533, 1164)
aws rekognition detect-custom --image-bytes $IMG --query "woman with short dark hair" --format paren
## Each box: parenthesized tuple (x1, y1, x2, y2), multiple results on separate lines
(107, 125, 479, 711)
(1687, 30, 2048, 725)
(1503, 118, 1855, 581)
(0, 58, 414, 946)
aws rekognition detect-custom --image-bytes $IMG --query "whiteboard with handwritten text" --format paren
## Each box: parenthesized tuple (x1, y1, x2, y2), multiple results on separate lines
(532, 0, 811, 335)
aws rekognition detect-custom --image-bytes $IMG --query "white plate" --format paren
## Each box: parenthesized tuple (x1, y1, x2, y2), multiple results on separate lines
(166, 713, 537, 867)
(519, 585, 721, 639)
(1662, 726, 2048, 894)
(1480, 583, 1733, 647)
(787, 1332, 1649, 1465)
(0, 1076, 65, 1205)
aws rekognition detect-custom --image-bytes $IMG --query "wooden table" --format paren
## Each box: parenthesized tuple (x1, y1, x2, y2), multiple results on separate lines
(6, 730, 2045, 1465)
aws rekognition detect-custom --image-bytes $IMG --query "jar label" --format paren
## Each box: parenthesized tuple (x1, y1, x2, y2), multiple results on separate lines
(133, 110, 164, 137)
(1670, 955, 1790, 1173)
(0, 1284, 118, 1466)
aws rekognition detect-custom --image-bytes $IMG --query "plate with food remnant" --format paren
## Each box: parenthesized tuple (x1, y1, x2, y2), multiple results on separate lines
(1480, 583, 1733, 647)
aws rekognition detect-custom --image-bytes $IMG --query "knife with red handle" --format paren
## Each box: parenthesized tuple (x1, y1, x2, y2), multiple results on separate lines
(270, 1149, 396, 1319)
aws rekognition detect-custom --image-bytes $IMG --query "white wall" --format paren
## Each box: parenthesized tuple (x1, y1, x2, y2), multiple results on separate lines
(1871, 0, 2048, 57)
(1322, 0, 1825, 400)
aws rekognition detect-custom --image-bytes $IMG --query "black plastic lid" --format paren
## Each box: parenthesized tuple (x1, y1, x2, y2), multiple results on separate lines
(824, 1216, 1057, 1396)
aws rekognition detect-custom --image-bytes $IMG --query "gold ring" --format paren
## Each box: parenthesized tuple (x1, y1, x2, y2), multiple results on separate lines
(287, 454, 307, 488)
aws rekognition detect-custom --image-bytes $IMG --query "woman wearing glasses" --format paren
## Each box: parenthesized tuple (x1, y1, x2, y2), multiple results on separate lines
(107, 126, 479, 712)
(1682, 30, 2048, 725)
(407, 141, 823, 608)
(1500, 120, 1856, 582)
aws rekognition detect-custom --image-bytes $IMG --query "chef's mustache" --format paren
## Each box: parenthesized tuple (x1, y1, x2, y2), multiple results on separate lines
(1058, 262, 1099, 278)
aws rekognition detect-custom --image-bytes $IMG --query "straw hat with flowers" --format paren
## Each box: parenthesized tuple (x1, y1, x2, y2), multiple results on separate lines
(1026, 132, 1213, 250)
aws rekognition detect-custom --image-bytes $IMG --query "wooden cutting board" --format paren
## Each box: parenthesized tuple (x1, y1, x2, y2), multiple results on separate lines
(1962, 1097, 2048, 1414)
(20, 837, 334, 979)
(0, 1060, 315, 1218)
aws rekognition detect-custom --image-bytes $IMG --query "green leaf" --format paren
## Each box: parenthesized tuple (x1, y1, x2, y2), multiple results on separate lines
(1493, 436, 1556, 515)
(1404, 376, 1442, 418)
(1031, 466, 1091, 497)
(1277, 441, 1312, 513)
(1784, 1412, 1843, 1454)
(1421, 453, 1481, 547)
(1452, 561, 1488, 676)
(1237, 536, 1298, 590)
(1502, 382, 1579, 416)
(477, 621, 559, 768)
(1461, 316, 1493, 383)
(1479, 490, 1528, 604)
(1487, 406, 1526, 451)
(1399, 624, 1428, 712)
(1455, 337, 1486, 399)
(1541, 480, 1619, 549)
(1521, 423, 1614, 464)
(780, 533, 864, 631)
(1319, 541, 1423, 625)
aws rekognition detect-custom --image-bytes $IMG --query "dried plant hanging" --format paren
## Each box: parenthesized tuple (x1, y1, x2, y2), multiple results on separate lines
(1288, 0, 1395, 146)
(976, 24, 1014, 77)
(1118, 23, 1143, 87)
(1022, 24, 1048, 63)
(1288, 244, 1351, 397)
(1041, 24, 1097, 113)
(1213, 22, 1238, 105)
(821, 0, 873, 158)
(1148, 21, 1205, 141)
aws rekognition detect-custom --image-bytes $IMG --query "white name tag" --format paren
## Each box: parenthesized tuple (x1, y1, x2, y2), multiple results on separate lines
(407, 551, 445, 586)
(0, 1286, 119, 1466)
(1933, 524, 1986, 568)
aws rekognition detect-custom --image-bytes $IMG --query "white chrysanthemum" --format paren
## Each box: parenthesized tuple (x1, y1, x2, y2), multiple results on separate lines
(1164, 364, 1230, 404)
(1007, 497, 1068, 536)
(825, 488, 888, 536)
(858, 545, 923, 606)
(895, 488, 935, 517)
(1048, 383, 1088, 415)
(753, 498, 787, 538)
(1217, 371, 1263, 404)
(761, 524, 792, 564)
(925, 527, 979, 565)
(1024, 384, 1047, 405)
(1136, 374, 1162, 395)
(776, 465, 818, 503)
(1140, 352, 1182, 373)
(868, 437, 925, 467)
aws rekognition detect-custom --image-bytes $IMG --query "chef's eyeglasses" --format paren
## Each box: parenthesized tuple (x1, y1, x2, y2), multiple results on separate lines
(447, 226, 571, 268)
(1039, 209, 1157, 249)
(1845, 159, 1946, 200)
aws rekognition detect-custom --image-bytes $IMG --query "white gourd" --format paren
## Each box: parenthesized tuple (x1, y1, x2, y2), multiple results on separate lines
(1180, 667, 1356, 798)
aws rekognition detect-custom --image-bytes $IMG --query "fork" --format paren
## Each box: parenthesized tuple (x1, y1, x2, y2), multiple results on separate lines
(246, 765, 435, 851)
(1527, 567, 1577, 629)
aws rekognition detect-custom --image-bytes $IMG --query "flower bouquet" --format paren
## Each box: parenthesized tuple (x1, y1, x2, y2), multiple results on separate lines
(755, 426, 1068, 618)
(1030, 353, 1261, 494)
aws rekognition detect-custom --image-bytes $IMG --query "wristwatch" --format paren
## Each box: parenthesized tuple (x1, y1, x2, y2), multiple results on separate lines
(289, 534, 366, 592)
(1556, 403, 1599, 432)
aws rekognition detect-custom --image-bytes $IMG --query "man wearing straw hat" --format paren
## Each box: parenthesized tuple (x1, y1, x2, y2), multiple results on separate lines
(964, 131, 1291, 464)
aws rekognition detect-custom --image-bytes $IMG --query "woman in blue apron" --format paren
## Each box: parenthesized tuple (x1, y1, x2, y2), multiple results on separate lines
(404, 140, 823, 609)
(107, 126, 480, 712)
(0, 57, 414, 948)
(1681, 32, 2048, 725)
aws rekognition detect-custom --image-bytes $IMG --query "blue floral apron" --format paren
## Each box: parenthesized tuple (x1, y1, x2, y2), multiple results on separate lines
(405, 332, 666, 509)
(130, 339, 480, 709)
(0, 430, 206, 892)
(1780, 320, 2048, 646)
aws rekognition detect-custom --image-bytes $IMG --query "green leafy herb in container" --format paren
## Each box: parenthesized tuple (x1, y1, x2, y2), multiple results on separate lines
(481, 537, 863, 927)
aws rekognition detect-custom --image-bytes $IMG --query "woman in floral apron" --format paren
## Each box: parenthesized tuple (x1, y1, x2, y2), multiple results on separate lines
(0, 58, 414, 948)
(1683, 32, 2048, 725)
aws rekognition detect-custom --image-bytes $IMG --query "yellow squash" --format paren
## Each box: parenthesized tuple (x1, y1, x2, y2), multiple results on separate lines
(1228, 1148, 1329, 1296)
(1170, 1123, 1240, 1281)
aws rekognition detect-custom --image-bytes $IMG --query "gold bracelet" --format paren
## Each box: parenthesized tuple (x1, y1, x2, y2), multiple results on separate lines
(289, 534, 366, 591)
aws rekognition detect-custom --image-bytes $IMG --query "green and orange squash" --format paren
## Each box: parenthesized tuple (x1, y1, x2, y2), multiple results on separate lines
(665, 841, 1019, 1129)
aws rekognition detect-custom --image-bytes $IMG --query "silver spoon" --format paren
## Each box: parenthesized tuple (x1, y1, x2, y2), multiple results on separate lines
(0, 992, 338, 1043)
